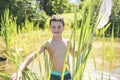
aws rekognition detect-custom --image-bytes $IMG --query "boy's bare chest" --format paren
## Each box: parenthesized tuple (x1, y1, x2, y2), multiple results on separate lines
(48, 41, 68, 56)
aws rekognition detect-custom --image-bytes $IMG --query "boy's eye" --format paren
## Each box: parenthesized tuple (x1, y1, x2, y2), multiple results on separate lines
(52, 26, 56, 29)
(58, 26, 61, 29)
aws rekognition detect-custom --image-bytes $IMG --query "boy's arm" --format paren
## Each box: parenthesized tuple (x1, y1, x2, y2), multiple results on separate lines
(18, 52, 37, 72)
(10, 43, 47, 80)
(19, 42, 47, 72)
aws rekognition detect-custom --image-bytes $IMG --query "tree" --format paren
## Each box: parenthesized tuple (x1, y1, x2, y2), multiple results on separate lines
(0, 0, 47, 28)
(13, 0, 41, 26)
(0, 0, 16, 31)
(38, 0, 73, 16)
(39, 0, 53, 16)
(109, 0, 120, 37)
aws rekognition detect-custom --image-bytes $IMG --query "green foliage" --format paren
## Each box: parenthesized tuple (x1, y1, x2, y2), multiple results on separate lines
(109, 0, 120, 37)
(66, 0, 94, 80)
(0, 0, 16, 31)
(38, 0, 75, 15)
(32, 11, 48, 29)
(51, 0, 69, 14)
(79, 0, 120, 37)
(0, 46, 38, 80)
(21, 19, 34, 33)
(110, 0, 120, 24)
(1, 9, 17, 48)
(0, 0, 46, 29)
(91, 0, 101, 26)
(39, 0, 53, 16)
(0, 72, 10, 80)
(13, 0, 41, 26)
(79, 0, 102, 28)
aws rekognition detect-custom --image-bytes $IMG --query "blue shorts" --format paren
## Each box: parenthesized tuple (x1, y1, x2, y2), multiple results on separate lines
(50, 70, 71, 80)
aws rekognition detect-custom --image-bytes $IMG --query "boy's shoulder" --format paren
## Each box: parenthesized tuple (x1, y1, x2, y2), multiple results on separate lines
(46, 38, 70, 43)
(62, 38, 70, 42)
(44, 38, 71, 48)
(44, 39, 52, 46)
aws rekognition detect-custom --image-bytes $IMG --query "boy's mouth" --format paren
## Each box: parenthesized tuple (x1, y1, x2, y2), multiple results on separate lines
(54, 32, 60, 34)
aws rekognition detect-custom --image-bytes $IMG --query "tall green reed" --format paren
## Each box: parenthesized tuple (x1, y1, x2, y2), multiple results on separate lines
(109, 25, 114, 80)
(61, 0, 95, 80)
(0, 9, 40, 80)
(0, 45, 38, 80)
(11, 46, 38, 80)
(72, 0, 94, 80)
(1, 9, 17, 51)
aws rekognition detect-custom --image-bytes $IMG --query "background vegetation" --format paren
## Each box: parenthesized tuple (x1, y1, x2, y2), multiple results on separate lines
(0, 0, 120, 36)
(0, 0, 120, 80)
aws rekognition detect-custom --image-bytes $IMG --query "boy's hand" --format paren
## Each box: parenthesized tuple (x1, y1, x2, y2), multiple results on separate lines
(10, 70, 22, 80)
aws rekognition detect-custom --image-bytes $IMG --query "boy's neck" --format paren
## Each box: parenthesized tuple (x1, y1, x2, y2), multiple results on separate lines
(52, 36, 63, 41)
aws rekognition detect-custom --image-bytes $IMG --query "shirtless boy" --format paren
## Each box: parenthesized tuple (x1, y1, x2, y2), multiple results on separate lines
(10, 15, 75, 80)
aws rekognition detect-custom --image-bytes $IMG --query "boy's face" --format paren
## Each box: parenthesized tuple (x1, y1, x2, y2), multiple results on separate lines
(50, 21, 64, 37)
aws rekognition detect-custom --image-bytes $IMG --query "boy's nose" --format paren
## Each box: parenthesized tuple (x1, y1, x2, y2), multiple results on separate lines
(54, 28, 59, 31)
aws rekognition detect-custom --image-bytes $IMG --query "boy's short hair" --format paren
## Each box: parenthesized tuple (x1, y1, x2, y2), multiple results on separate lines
(50, 15, 65, 26)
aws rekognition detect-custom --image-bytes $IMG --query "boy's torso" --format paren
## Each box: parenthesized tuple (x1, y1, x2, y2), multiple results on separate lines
(46, 38, 70, 72)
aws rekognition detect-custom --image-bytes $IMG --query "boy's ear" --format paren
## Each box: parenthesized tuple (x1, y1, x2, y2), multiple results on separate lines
(63, 26, 65, 30)
(49, 26, 51, 29)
